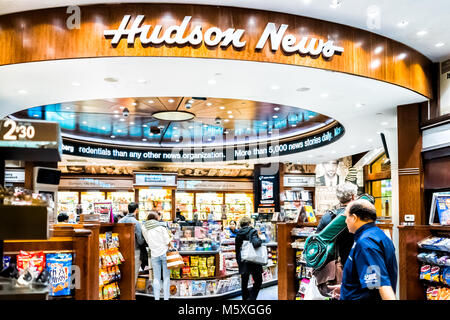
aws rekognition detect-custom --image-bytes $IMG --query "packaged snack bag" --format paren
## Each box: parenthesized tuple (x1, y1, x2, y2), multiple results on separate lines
(182, 266, 191, 278)
(199, 257, 207, 268)
(46, 253, 72, 296)
(442, 267, 450, 285)
(17, 251, 32, 273)
(431, 266, 440, 282)
(183, 256, 190, 266)
(199, 267, 208, 278)
(190, 256, 199, 267)
(420, 265, 431, 280)
(207, 266, 215, 277)
(3, 256, 11, 269)
(190, 267, 199, 278)
(207, 256, 215, 267)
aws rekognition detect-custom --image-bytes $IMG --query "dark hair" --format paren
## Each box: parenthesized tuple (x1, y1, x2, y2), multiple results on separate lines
(229, 220, 236, 226)
(57, 212, 69, 222)
(147, 212, 158, 220)
(128, 202, 139, 214)
(348, 202, 377, 222)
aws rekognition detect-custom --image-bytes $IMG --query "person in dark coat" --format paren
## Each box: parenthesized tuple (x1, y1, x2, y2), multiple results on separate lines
(235, 216, 263, 300)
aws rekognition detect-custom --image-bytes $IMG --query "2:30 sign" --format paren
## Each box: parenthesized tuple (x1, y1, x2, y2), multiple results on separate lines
(2, 119, 36, 140)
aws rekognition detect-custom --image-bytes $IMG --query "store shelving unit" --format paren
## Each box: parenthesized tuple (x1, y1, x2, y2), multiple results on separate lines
(138, 188, 173, 221)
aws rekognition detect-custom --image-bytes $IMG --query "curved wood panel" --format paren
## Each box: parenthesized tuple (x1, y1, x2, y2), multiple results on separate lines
(0, 4, 432, 97)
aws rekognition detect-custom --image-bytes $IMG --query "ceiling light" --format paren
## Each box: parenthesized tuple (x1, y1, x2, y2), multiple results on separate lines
(149, 132, 153, 136)
(270, 85, 280, 90)
(435, 42, 445, 47)
(131, 102, 137, 106)
(208, 79, 216, 85)
(263, 122, 268, 125)
(69, 115, 75, 118)
(148, 100, 154, 104)
(153, 111, 194, 121)
(142, 138, 147, 141)
(207, 138, 212, 141)
(219, 106, 225, 110)
(308, 115, 314, 118)
(120, 118, 125, 121)
(374, 46, 383, 54)
(273, 115, 278, 119)
(330, 0, 342, 9)
(247, 128, 251, 131)
(296, 87, 310, 92)
(173, 126, 178, 130)
(274, 107, 280, 111)
(320, 93, 329, 98)
(130, 122, 135, 125)
(71, 82, 80, 86)
(174, 134, 179, 138)
(397, 20, 408, 28)
(291, 124, 296, 127)
(268, 131, 272, 134)
(101, 126, 106, 130)
(65, 106, 71, 110)
(397, 53, 407, 60)
(82, 121, 87, 125)
(355, 103, 365, 108)
(224, 130, 229, 134)
(142, 124, 148, 127)
(371, 59, 381, 69)
(188, 99, 194, 104)
(168, 99, 175, 103)
(206, 102, 212, 106)
(227, 110, 232, 114)
(114, 110, 119, 113)
(33, 114, 39, 117)
(203, 124, 208, 128)
(117, 129, 122, 133)
(188, 126, 193, 129)
(228, 115, 234, 119)
(224, 119, 229, 123)
(416, 30, 427, 36)
(17, 89, 27, 94)
(111, 135, 115, 138)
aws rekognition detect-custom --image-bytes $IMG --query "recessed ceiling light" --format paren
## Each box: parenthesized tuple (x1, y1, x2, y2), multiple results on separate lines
(219, 106, 225, 110)
(397, 53, 407, 60)
(371, 59, 381, 69)
(33, 114, 39, 117)
(65, 106, 71, 110)
(320, 93, 329, 98)
(224, 119, 229, 123)
(130, 122, 135, 125)
(273, 115, 278, 119)
(188, 126, 193, 129)
(207, 138, 212, 141)
(227, 110, 232, 114)
(148, 100, 154, 104)
(435, 42, 445, 47)
(18, 89, 27, 94)
(168, 99, 175, 103)
(270, 85, 280, 90)
(206, 102, 213, 106)
(111, 135, 115, 138)
(397, 20, 409, 28)
(114, 110, 119, 113)
(247, 128, 251, 131)
(117, 129, 122, 133)
(72, 82, 80, 86)
(101, 126, 106, 130)
(174, 134, 179, 137)
(131, 102, 137, 106)
(229, 115, 234, 119)
(268, 131, 272, 134)
(82, 121, 87, 125)
(308, 115, 314, 118)
(374, 46, 383, 54)
(120, 118, 125, 122)
(173, 126, 178, 130)
(188, 99, 194, 104)
(142, 124, 148, 127)
(142, 138, 147, 141)
(208, 79, 216, 85)
(291, 124, 296, 127)
(274, 107, 280, 111)
(330, 0, 342, 9)
(104, 77, 118, 83)
(203, 124, 208, 128)
(417, 30, 427, 36)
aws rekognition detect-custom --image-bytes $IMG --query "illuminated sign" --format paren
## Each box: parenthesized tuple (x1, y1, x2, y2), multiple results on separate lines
(134, 173, 177, 187)
(104, 16, 344, 59)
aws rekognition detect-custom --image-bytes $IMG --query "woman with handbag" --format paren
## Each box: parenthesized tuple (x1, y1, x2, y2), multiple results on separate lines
(142, 212, 172, 300)
(235, 216, 264, 300)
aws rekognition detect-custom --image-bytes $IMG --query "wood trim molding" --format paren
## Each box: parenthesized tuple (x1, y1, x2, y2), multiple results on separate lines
(0, 3, 433, 98)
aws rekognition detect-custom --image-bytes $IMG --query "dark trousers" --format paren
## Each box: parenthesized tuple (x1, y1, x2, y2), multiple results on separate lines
(241, 271, 263, 300)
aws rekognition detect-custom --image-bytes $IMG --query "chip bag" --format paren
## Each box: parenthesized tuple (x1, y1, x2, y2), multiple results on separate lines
(182, 266, 191, 278)
(199, 267, 208, 278)
(183, 256, 190, 266)
(46, 253, 72, 296)
(199, 257, 207, 269)
(207, 266, 216, 277)
(190, 256, 199, 267)
(207, 256, 215, 267)
(190, 267, 199, 278)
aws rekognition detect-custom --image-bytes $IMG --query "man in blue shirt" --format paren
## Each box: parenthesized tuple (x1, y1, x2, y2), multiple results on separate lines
(118, 202, 145, 283)
(334, 199, 397, 300)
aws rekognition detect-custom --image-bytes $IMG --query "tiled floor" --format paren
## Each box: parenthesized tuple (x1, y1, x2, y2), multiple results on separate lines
(229, 285, 278, 300)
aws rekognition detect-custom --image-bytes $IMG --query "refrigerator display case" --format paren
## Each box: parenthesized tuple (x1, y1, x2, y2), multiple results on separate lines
(107, 191, 135, 215)
(80, 191, 106, 214)
(175, 192, 194, 220)
(196, 192, 224, 221)
(138, 188, 172, 221)
(57, 191, 79, 221)
(225, 193, 254, 220)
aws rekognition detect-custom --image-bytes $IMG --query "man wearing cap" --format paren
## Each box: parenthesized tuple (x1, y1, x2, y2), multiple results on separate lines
(333, 199, 397, 300)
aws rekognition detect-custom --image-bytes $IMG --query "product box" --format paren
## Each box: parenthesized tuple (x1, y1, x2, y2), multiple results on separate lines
(191, 280, 207, 296)
(170, 280, 180, 297)
(205, 280, 217, 296)
(179, 280, 191, 297)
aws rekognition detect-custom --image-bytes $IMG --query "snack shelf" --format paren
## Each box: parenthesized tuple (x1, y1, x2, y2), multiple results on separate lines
(178, 250, 220, 255)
